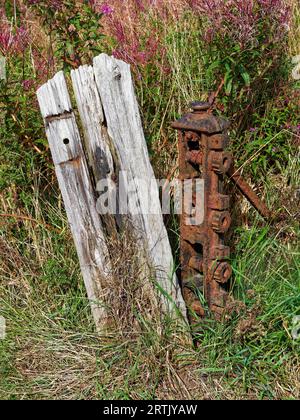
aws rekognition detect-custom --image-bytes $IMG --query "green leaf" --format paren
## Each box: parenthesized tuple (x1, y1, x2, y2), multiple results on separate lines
(239, 65, 251, 86)
(224, 69, 233, 95)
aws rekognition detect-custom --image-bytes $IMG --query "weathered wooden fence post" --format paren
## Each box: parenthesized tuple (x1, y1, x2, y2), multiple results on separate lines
(93, 54, 186, 316)
(37, 54, 188, 330)
(37, 72, 112, 331)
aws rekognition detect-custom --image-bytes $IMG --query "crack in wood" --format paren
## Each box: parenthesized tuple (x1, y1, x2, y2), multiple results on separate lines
(45, 111, 73, 125)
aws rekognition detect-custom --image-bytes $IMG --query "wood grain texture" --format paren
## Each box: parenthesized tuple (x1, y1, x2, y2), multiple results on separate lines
(71, 65, 119, 231)
(37, 71, 112, 331)
(71, 65, 115, 184)
(93, 54, 186, 317)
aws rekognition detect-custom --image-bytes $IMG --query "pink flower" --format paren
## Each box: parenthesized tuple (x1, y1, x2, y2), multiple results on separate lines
(191, 0, 291, 47)
(23, 79, 34, 91)
(100, 3, 114, 15)
(0, 25, 29, 55)
(0, 32, 11, 53)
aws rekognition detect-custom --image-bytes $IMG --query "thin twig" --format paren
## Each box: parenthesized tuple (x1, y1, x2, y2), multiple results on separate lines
(209, 77, 225, 107)
(162, 164, 179, 193)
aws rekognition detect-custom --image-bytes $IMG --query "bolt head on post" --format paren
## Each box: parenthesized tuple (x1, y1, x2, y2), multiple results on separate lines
(213, 262, 232, 284)
(209, 210, 232, 233)
(210, 151, 233, 175)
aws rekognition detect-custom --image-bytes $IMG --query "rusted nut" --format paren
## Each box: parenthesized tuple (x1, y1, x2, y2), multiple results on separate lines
(208, 194, 230, 211)
(208, 134, 230, 150)
(189, 256, 204, 272)
(186, 150, 203, 165)
(213, 262, 232, 284)
(210, 151, 232, 175)
(209, 210, 231, 233)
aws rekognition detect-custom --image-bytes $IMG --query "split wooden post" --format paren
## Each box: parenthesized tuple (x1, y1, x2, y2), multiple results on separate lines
(71, 65, 115, 189)
(37, 71, 112, 331)
(37, 55, 188, 328)
(71, 65, 118, 233)
(93, 54, 186, 316)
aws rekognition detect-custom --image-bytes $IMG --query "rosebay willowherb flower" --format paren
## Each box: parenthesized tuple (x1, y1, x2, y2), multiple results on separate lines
(190, 0, 291, 47)
(0, 25, 30, 55)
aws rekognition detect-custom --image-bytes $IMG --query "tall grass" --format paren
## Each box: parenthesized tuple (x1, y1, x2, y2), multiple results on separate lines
(0, 156, 298, 399)
(290, 0, 300, 56)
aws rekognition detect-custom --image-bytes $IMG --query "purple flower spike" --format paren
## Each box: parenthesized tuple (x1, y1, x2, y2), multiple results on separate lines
(100, 3, 114, 16)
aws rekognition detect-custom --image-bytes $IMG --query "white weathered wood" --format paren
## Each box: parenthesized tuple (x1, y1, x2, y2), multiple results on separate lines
(93, 54, 187, 317)
(38, 71, 72, 119)
(71, 65, 118, 228)
(37, 71, 112, 331)
(71, 65, 114, 184)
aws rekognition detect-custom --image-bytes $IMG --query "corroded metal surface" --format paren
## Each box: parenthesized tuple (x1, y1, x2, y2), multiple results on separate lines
(172, 101, 272, 323)
(227, 165, 272, 219)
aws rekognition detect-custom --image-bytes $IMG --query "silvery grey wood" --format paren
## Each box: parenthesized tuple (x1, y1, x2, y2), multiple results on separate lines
(38, 71, 72, 119)
(71, 65, 118, 224)
(93, 54, 186, 317)
(71, 65, 115, 184)
(37, 71, 112, 331)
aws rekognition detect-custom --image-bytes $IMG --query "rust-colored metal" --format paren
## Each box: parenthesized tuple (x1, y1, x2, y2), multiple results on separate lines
(172, 101, 272, 323)
(227, 165, 272, 219)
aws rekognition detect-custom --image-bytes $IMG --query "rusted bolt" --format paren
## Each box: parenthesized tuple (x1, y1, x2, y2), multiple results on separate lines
(209, 210, 231, 233)
(213, 262, 232, 284)
(208, 134, 230, 150)
(210, 151, 232, 175)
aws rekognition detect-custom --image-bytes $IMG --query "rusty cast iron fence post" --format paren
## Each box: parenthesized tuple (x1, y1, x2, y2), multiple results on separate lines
(172, 101, 232, 321)
(172, 101, 272, 323)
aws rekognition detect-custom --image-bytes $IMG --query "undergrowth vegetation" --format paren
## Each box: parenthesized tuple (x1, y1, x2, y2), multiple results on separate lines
(0, 0, 299, 400)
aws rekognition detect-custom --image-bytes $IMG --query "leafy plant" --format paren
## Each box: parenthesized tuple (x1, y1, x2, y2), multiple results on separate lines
(26, 0, 104, 69)
(193, 0, 292, 132)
